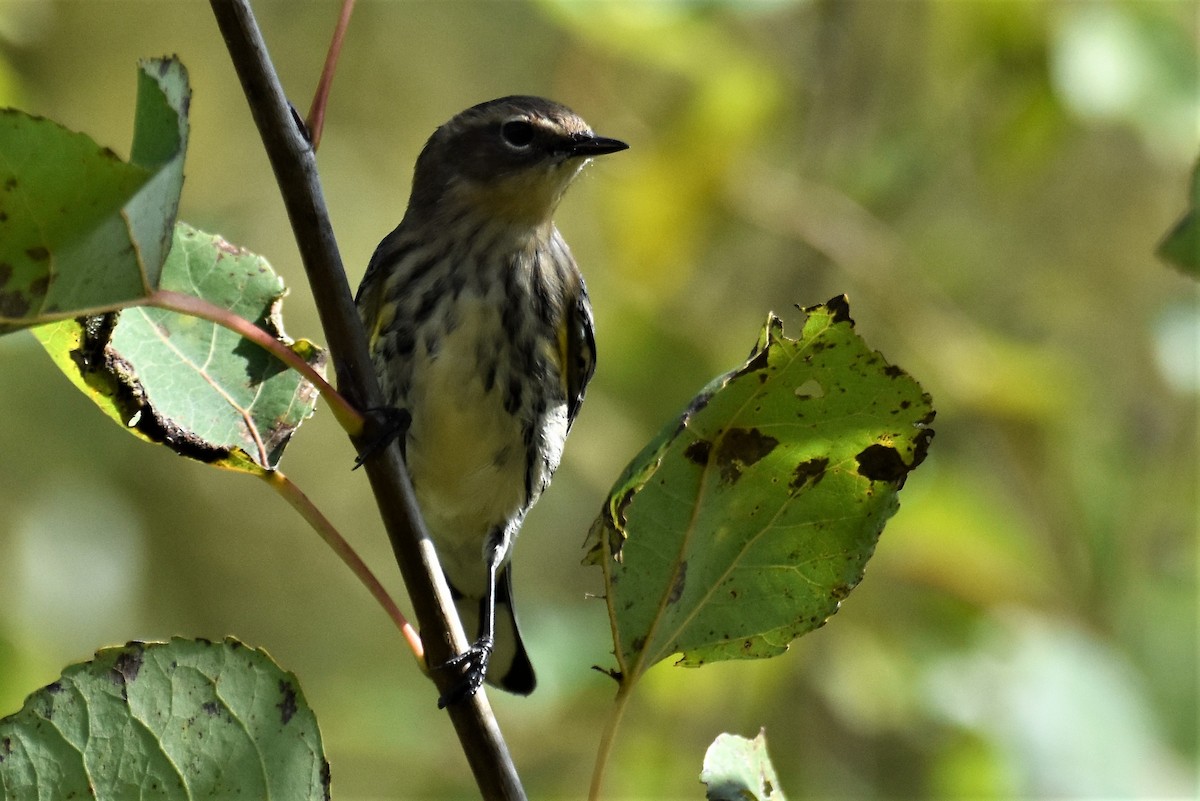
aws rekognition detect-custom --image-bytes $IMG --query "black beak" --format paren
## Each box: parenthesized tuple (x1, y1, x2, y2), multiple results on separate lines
(569, 135, 629, 157)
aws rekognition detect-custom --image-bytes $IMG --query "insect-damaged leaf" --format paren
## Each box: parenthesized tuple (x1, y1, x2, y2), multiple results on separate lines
(586, 296, 935, 683)
(34, 223, 325, 473)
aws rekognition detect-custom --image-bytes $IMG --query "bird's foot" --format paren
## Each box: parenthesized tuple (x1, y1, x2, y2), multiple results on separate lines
(351, 406, 411, 470)
(436, 636, 493, 709)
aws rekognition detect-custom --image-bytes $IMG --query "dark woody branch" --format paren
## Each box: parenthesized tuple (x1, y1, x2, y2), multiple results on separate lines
(208, 1, 526, 797)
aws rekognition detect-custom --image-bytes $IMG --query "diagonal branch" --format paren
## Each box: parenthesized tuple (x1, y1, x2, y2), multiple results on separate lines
(208, 1, 526, 797)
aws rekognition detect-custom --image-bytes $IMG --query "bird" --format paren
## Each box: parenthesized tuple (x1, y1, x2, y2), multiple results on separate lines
(354, 96, 627, 706)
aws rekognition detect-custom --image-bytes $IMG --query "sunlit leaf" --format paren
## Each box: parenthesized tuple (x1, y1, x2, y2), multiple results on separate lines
(33, 222, 325, 473)
(701, 729, 786, 801)
(0, 56, 188, 333)
(0, 638, 329, 801)
(1157, 157, 1199, 277)
(587, 297, 935, 682)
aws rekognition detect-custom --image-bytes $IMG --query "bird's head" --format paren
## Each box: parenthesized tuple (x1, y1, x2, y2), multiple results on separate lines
(405, 96, 627, 231)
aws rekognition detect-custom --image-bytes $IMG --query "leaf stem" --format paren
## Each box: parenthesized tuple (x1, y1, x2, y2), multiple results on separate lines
(148, 288, 364, 435)
(589, 679, 636, 801)
(305, 0, 355, 150)
(261, 469, 425, 662)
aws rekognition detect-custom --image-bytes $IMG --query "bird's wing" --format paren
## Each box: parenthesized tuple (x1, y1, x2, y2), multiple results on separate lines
(562, 280, 596, 430)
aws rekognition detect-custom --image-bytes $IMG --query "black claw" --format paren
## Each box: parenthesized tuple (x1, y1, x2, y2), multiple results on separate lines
(352, 407, 411, 470)
(436, 637, 493, 709)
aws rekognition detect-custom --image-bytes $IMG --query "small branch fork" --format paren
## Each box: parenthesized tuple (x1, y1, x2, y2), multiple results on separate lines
(208, 1, 526, 797)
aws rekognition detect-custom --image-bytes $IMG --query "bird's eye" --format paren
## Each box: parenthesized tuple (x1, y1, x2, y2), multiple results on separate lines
(500, 120, 535, 149)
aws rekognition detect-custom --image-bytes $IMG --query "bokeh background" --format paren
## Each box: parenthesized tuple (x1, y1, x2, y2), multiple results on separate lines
(0, 1, 1196, 799)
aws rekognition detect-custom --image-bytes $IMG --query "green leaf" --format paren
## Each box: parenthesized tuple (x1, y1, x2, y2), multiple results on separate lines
(586, 297, 935, 682)
(1157, 157, 1200, 277)
(33, 222, 325, 473)
(0, 638, 330, 801)
(701, 730, 786, 801)
(0, 56, 189, 333)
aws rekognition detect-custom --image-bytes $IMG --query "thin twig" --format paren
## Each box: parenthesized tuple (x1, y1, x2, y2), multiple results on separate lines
(305, 0, 355, 150)
(208, 1, 526, 797)
(261, 469, 424, 661)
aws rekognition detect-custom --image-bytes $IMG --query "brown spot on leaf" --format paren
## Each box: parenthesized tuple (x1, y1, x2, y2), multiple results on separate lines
(0, 289, 29, 318)
(829, 583, 852, 601)
(277, 679, 298, 724)
(112, 647, 144, 683)
(855, 444, 910, 482)
(826, 294, 853, 325)
(911, 426, 935, 468)
(683, 439, 711, 466)
(668, 561, 687, 604)
(715, 427, 779, 484)
(884, 364, 903, 378)
(790, 457, 829, 491)
(25, 246, 49, 262)
(109, 645, 145, 701)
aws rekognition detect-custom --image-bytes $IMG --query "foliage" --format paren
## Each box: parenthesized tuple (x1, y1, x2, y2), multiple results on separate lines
(0, 58, 186, 331)
(588, 300, 933, 683)
(0, 638, 328, 801)
(0, 2, 1194, 799)
(34, 223, 325, 473)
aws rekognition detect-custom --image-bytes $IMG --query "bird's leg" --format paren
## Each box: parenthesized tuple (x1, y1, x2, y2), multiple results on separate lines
(436, 550, 500, 708)
(351, 406, 411, 469)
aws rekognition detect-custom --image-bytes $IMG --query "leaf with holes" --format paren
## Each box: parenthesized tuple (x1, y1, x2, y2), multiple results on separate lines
(0, 56, 188, 333)
(33, 222, 325, 473)
(0, 638, 329, 801)
(586, 297, 934, 684)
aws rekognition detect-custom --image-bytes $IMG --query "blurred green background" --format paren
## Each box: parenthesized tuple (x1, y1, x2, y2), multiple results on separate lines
(0, 1, 1196, 799)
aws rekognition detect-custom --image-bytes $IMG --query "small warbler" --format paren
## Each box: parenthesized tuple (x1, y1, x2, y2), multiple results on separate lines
(355, 96, 626, 706)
